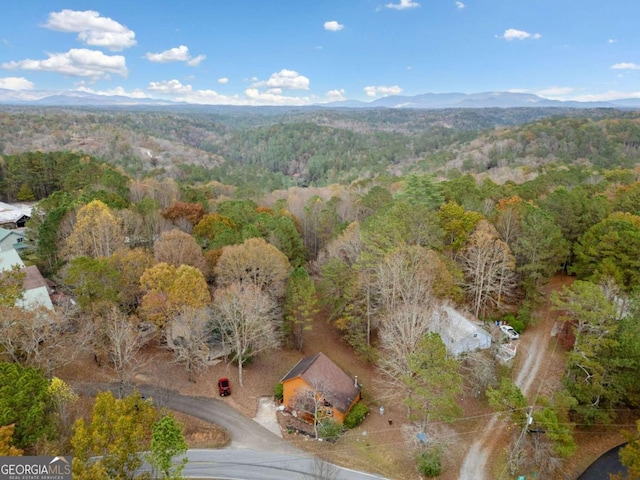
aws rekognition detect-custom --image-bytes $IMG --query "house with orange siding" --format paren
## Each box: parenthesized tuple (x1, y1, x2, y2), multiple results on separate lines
(280, 352, 361, 425)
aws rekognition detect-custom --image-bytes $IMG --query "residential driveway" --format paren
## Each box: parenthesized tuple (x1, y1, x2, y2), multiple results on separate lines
(253, 396, 282, 438)
(74, 382, 388, 479)
(74, 382, 296, 453)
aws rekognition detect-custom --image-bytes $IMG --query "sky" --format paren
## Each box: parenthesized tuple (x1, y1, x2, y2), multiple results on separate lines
(0, 0, 639, 106)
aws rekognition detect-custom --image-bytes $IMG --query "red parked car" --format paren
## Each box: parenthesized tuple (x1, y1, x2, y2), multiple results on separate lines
(218, 378, 231, 396)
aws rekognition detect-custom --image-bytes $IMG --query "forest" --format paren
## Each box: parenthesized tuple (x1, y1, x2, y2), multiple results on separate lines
(2, 105, 640, 479)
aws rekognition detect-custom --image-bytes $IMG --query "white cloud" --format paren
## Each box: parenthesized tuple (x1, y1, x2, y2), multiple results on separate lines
(386, 0, 420, 9)
(325, 89, 346, 102)
(145, 80, 308, 106)
(147, 79, 193, 94)
(217, 77, 229, 84)
(141, 75, 314, 106)
(181, 89, 243, 105)
(608, 38, 616, 44)
(456, 1, 465, 9)
(498, 28, 541, 41)
(535, 86, 575, 98)
(187, 54, 206, 67)
(76, 85, 149, 98)
(244, 87, 310, 106)
(611, 62, 640, 70)
(146, 45, 206, 66)
(364, 85, 403, 97)
(2, 48, 127, 79)
(253, 69, 310, 90)
(44, 9, 136, 51)
(241, 69, 311, 105)
(0, 77, 34, 90)
(146, 46, 190, 63)
(570, 90, 640, 102)
(324, 21, 344, 31)
(508, 86, 640, 102)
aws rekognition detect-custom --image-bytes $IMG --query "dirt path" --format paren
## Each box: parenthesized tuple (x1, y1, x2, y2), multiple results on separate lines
(458, 277, 568, 480)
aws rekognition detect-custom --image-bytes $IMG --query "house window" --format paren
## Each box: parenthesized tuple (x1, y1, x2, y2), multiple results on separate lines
(16, 238, 23, 243)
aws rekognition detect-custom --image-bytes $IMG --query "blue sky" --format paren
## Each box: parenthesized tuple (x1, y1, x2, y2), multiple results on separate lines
(1, 1, 639, 105)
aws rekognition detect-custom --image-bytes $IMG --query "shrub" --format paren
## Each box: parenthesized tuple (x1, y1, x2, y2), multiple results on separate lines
(510, 317, 525, 334)
(317, 420, 342, 442)
(417, 448, 442, 477)
(274, 383, 283, 401)
(344, 402, 369, 429)
(502, 313, 524, 333)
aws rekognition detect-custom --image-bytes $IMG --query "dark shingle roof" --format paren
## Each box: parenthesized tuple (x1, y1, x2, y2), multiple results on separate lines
(22, 265, 49, 291)
(281, 352, 360, 414)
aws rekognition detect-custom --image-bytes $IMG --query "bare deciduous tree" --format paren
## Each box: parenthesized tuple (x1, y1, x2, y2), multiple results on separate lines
(166, 306, 212, 382)
(153, 229, 207, 276)
(377, 303, 434, 398)
(374, 245, 441, 404)
(311, 457, 339, 480)
(0, 305, 77, 376)
(211, 283, 281, 386)
(459, 220, 517, 318)
(288, 379, 335, 439)
(374, 245, 436, 313)
(215, 237, 291, 300)
(99, 306, 152, 397)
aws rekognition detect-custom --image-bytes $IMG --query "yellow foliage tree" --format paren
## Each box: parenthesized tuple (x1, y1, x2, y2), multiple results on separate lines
(140, 263, 211, 325)
(0, 424, 23, 456)
(71, 391, 155, 480)
(63, 200, 125, 259)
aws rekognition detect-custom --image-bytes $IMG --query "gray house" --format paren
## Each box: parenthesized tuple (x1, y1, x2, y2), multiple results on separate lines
(0, 228, 26, 252)
(430, 305, 492, 356)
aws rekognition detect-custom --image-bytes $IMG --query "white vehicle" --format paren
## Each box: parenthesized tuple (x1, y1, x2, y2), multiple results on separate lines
(499, 324, 519, 340)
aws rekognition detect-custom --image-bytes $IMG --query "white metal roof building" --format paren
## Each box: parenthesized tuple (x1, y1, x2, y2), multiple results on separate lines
(430, 305, 492, 356)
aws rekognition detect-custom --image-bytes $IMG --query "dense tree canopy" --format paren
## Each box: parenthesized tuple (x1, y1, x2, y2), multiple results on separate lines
(0, 362, 54, 450)
(571, 212, 640, 292)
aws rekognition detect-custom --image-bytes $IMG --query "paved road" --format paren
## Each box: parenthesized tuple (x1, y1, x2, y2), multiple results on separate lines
(577, 444, 628, 480)
(75, 382, 388, 479)
(183, 449, 388, 480)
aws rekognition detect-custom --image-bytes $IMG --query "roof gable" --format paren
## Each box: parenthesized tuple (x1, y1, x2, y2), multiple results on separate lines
(282, 352, 360, 414)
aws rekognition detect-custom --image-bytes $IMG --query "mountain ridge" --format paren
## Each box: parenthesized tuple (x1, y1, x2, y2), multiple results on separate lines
(0, 88, 638, 110)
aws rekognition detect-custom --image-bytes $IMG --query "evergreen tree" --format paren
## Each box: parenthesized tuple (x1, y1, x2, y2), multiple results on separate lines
(284, 267, 319, 351)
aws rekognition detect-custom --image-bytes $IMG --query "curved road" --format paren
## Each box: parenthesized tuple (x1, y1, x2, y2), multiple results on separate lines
(75, 382, 387, 480)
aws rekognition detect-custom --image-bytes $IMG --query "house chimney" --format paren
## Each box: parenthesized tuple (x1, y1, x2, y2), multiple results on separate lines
(354, 375, 358, 388)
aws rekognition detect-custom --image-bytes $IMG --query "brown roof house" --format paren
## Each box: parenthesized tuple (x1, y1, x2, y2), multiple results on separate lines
(281, 352, 361, 425)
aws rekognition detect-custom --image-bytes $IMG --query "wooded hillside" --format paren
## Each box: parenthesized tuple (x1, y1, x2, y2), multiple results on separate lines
(1, 106, 636, 192)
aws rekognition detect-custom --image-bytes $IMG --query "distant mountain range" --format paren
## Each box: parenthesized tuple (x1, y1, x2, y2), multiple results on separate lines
(0, 89, 177, 107)
(1, 88, 639, 109)
(322, 91, 640, 109)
